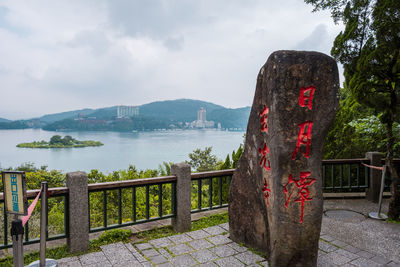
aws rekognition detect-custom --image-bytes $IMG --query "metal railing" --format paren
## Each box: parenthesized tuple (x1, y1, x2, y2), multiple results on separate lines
(321, 159, 369, 192)
(190, 169, 234, 213)
(0, 187, 69, 249)
(88, 176, 177, 233)
(87, 169, 236, 232)
(1, 157, 399, 250)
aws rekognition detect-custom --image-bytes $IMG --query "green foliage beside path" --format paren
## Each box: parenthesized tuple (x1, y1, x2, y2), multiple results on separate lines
(305, 0, 400, 220)
(16, 135, 103, 148)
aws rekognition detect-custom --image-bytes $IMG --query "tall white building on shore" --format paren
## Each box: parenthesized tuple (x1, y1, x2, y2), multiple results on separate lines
(198, 107, 206, 121)
(190, 107, 214, 128)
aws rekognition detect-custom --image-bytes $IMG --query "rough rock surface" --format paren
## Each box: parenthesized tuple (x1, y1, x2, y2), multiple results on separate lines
(229, 50, 339, 266)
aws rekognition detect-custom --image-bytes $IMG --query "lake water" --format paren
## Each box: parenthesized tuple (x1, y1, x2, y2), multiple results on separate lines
(0, 129, 245, 173)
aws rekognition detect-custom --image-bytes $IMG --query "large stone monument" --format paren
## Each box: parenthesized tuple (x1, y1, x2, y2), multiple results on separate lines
(229, 50, 339, 266)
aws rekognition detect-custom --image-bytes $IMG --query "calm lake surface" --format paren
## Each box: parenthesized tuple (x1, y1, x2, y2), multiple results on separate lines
(0, 129, 245, 173)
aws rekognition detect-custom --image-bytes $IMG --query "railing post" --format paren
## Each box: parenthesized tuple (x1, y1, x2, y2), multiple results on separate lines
(365, 152, 383, 203)
(66, 171, 89, 253)
(171, 163, 191, 232)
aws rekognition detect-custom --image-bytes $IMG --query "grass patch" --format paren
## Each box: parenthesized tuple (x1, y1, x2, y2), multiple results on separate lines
(0, 229, 132, 267)
(387, 218, 400, 224)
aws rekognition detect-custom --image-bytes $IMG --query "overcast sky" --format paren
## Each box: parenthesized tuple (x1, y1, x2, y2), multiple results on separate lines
(0, 0, 343, 120)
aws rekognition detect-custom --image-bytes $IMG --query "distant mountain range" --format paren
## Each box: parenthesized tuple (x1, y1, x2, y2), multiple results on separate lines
(0, 99, 250, 131)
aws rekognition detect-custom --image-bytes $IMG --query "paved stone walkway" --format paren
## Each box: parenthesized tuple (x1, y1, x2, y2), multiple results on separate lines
(57, 222, 400, 267)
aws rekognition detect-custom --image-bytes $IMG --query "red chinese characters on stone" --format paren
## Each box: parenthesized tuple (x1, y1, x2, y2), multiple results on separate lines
(299, 86, 315, 110)
(263, 178, 271, 206)
(259, 105, 269, 133)
(283, 172, 316, 223)
(258, 142, 271, 171)
(291, 121, 313, 160)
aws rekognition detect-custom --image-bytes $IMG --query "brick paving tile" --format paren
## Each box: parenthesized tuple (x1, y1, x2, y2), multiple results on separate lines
(219, 223, 229, 231)
(79, 252, 108, 265)
(227, 242, 248, 253)
(188, 238, 214, 250)
(317, 256, 329, 267)
(156, 263, 174, 267)
(101, 242, 137, 265)
(370, 255, 391, 265)
(142, 248, 160, 257)
(204, 225, 226, 235)
(141, 262, 153, 267)
(335, 248, 359, 260)
(116, 260, 142, 267)
(387, 261, 400, 267)
(187, 229, 211, 239)
(168, 233, 193, 244)
(149, 255, 168, 264)
(350, 257, 383, 267)
(136, 242, 153, 250)
(234, 251, 265, 265)
(170, 254, 198, 267)
(330, 239, 348, 248)
(343, 245, 362, 254)
(158, 247, 173, 259)
(133, 252, 148, 263)
(169, 243, 194, 255)
(356, 250, 375, 259)
(149, 237, 174, 248)
(318, 250, 327, 257)
(318, 251, 352, 266)
(259, 260, 269, 266)
(198, 262, 218, 267)
(214, 256, 245, 267)
(125, 242, 137, 253)
(57, 261, 83, 267)
(86, 262, 112, 267)
(318, 240, 339, 253)
(320, 234, 335, 242)
(209, 244, 237, 257)
(191, 249, 219, 263)
(207, 235, 231, 246)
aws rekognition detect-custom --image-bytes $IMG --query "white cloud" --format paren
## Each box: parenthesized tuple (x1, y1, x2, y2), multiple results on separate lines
(0, 0, 343, 120)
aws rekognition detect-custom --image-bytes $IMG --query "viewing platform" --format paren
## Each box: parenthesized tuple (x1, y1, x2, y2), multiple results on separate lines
(1, 156, 399, 266)
(55, 198, 399, 266)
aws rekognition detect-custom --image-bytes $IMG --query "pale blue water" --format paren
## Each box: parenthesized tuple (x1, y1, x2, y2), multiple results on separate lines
(0, 129, 244, 173)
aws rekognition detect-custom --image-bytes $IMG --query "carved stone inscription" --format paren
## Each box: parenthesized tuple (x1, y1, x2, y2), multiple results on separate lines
(229, 50, 339, 266)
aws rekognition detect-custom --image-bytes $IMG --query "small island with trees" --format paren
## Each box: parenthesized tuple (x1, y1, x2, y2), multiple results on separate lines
(17, 135, 103, 148)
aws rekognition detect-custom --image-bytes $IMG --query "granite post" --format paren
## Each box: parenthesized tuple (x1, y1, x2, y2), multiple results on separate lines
(66, 171, 89, 253)
(229, 50, 339, 266)
(366, 152, 383, 203)
(171, 163, 191, 232)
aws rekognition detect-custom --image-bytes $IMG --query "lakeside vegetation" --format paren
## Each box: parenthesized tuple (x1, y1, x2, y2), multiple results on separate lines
(16, 135, 103, 148)
(0, 145, 243, 250)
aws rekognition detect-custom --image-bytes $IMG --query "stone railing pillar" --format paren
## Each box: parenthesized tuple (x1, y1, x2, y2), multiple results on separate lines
(365, 152, 383, 203)
(171, 163, 191, 232)
(66, 171, 89, 253)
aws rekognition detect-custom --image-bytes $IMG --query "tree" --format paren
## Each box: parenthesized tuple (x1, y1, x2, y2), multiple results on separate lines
(49, 135, 63, 145)
(305, 0, 400, 220)
(187, 147, 220, 172)
(61, 135, 74, 145)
